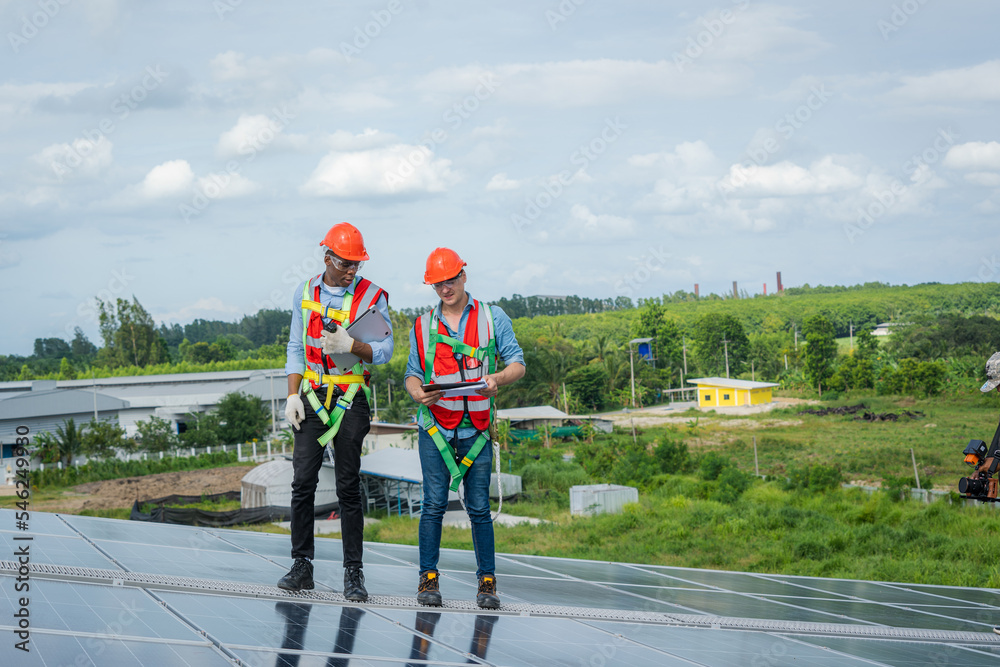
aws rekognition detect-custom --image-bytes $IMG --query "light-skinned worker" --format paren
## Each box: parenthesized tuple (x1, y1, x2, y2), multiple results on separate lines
(404, 248, 525, 609)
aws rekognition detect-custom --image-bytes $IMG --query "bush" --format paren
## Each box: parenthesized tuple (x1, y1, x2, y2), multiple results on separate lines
(698, 452, 730, 481)
(785, 464, 844, 492)
(32, 450, 242, 489)
(711, 466, 753, 504)
(654, 438, 689, 474)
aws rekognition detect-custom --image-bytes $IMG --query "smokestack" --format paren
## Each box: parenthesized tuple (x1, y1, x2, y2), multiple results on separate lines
(776, 271, 783, 292)
(763, 283, 767, 296)
(733, 281, 738, 299)
(694, 283, 699, 298)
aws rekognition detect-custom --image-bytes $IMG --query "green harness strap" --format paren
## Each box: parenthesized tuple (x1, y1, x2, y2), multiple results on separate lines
(299, 277, 371, 445)
(304, 383, 361, 446)
(420, 304, 497, 491)
(419, 405, 492, 492)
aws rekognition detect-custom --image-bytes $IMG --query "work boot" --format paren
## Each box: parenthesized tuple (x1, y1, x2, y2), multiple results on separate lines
(476, 574, 500, 609)
(416, 571, 442, 607)
(277, 558, 314, 592)
(343, 566, 368, 602)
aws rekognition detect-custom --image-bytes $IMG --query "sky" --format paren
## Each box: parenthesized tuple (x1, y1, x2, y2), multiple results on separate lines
(1, 0, 999, 356)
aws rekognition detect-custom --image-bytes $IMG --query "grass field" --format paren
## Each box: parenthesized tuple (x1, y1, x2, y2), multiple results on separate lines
(15, 390, 1000, 587)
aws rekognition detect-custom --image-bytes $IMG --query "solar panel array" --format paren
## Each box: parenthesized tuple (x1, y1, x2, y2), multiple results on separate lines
(2, 508, 999, 666)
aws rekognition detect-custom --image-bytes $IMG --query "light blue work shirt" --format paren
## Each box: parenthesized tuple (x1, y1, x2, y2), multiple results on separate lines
(405, 294, 524, 439)
(285, 275, 394, 379)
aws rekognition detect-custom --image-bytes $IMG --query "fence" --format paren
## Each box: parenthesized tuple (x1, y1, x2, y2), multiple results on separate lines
(27, 439, 290, 473)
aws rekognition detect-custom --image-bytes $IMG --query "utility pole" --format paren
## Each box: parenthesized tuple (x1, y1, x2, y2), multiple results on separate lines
(629, 344, 636, 409)
(92, 367, 98, 421)
(722, 338, 730, 379)
(681, 336, 687, 387)
(794, 327, 798, 351)
(849, 321, 854, 352)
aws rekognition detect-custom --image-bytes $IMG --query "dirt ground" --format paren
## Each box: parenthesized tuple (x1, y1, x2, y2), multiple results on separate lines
(33, 466, 252, 512)
(606, 398, 816, 430)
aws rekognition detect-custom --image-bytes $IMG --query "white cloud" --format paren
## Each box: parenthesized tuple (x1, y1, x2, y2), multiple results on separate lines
(486, 173, 520, 191)
(944, 141, 1000, 170)
(324, 128, 397, 151)
(683, 4, 830, 63)
(889, 60, 1000, 102)
(569, 204, 635, 239)
(965, 172, 1000, 187)
(301, 144, 457, 198)
(196, 172, 260, 199)
(506, 263, 548, 290)
(632, 141, 721, 213)
(32, 135, 113, 180)
(138, 160, 195, 199)
(216, 113, 310, 158)
(0, 81, 95, 116)
(719, 156, 864, 197)
(416, 59, 750, 107)
(155, 297, 242, 324)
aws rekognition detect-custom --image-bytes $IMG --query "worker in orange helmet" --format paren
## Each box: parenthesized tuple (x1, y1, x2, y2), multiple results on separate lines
(278, 222, 393, 602)
(404, 247, 525, 609)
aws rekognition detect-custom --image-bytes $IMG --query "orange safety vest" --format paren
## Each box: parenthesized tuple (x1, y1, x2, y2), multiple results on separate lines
(414, 299, 496, 431)
(301, 274, 386, 394)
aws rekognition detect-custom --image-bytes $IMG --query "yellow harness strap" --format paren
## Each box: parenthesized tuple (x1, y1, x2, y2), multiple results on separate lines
(301, 300, 350, 323)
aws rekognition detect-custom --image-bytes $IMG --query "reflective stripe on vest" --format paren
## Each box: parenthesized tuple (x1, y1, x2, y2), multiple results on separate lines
(300, 274, 385, 394)
(415, 300, 496, 431)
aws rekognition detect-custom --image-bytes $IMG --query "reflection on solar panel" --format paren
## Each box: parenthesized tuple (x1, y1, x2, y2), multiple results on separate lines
(2, 508, 999, 666)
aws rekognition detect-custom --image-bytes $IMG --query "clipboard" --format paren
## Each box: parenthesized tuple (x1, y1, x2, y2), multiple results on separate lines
(325, 306, 392, 370)
(421, 380, 488, 398)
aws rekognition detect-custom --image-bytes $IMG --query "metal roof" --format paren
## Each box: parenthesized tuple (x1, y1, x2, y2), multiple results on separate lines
(0, 388, 129, 420)
(496, 406, 569, 421)
(686, 377, 780, 390)
(0, 369, 286, 412)
(359, 447, 422, 484)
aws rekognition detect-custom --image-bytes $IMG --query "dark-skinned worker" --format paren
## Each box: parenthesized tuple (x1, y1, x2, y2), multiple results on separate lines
(279, 222, 393, 601)
(404, 248, 525, 609)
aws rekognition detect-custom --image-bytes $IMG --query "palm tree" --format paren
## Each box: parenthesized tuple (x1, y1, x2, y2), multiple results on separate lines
(35, 418, 85, 467)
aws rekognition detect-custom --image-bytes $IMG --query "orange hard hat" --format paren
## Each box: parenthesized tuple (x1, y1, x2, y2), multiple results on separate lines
(424, 247, 467, 284)
(319, 222, 369, 261)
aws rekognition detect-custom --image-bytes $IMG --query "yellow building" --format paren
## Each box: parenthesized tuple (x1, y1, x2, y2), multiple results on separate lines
(687, 377, 779, 408)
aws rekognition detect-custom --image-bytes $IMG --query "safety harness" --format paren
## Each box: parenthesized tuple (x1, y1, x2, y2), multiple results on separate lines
(299, 276, 383, 446)
(418, 304, 497, 492)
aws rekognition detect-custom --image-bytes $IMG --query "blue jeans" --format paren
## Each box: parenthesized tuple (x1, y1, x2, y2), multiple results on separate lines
(418, 428, 495, 578)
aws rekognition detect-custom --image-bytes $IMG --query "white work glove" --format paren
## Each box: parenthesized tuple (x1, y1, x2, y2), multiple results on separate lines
(285, 394, 305, 430)
(320, 326, 354, 355)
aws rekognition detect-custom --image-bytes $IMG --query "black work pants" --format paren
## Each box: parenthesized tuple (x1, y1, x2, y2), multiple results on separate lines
(290, 389, 370, 567)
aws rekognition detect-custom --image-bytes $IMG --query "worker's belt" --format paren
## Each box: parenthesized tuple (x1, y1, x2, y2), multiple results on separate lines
(302, 370, 368, 447)
(419, 406, 490, 492)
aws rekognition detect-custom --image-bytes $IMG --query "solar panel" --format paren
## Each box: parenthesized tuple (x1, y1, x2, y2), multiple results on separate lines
(3, 508, 1000, 666)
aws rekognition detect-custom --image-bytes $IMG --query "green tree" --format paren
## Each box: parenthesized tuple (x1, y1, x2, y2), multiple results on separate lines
(81, 418, 134, 460)
(802, 315, 838, 393)
(216, 391, 271, 444)
(97, 296, 170, 368)
(71, 327, 98, 360)
(692, 313, 749, 377)
(564, 362, 609, 411)
(855, 328, 880, 360)
(631, 302, 683, 385)
(135, 416, 178, 453)
(58, 357, 77, 380)
(34, 418, 85, 466)
(179, 411, 222, 448)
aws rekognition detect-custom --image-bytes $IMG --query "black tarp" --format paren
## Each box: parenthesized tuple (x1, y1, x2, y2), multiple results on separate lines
(129, 491, 340, 527)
